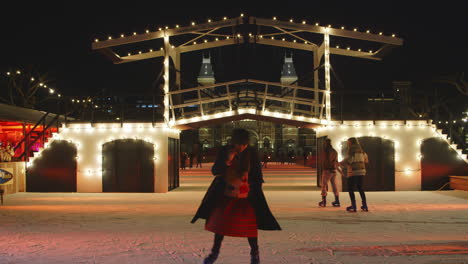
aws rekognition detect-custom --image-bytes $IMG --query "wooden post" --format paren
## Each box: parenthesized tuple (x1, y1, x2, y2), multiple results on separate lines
(324, 28, 331, 121)
(163, 35, 171, 124)
(227, 84, 232, 111)
(262, 84, 268, 112)
(313, 50, 320, 117)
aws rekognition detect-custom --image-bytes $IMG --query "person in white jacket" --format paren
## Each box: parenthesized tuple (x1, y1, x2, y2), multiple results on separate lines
(340, 138, 369, 212)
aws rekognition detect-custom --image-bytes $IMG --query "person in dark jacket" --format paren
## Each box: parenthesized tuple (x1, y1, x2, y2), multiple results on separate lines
(189, 152, 194, 168)
(262, 152, 270, 168)
(196, 151, 203, 168)
(180, 152, 187, 170)
(191, 128, 281, 264)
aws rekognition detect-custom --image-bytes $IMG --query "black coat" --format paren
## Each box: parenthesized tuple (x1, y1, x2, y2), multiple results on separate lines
(191, 145, 281, 231)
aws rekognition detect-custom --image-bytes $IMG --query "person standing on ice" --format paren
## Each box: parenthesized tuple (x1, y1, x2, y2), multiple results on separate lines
(318, 139, 340, 207)
(191, 128, 281, 264)
(196, 151, 203, 168)
(339, 137, 369, 212)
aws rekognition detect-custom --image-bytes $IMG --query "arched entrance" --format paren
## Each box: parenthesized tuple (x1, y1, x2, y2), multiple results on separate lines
(102, 139, 154, 192)
(421, 137, 468, 190)
(27, 140, 77, 192)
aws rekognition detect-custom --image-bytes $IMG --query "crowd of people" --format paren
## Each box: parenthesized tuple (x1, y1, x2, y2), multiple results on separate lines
(191, 128, 371, 264)
(180, 151, 204, 170)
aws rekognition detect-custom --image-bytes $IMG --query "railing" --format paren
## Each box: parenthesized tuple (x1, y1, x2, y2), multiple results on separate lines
(13, 112, 60, 162)
(62, 95, 164, 125)
(168, 79, 327, 122)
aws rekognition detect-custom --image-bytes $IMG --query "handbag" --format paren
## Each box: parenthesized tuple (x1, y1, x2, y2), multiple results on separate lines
(224, 154, 250, 198)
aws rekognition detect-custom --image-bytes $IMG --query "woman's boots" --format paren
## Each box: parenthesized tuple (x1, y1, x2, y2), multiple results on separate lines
(361, 200, 369, 212)
(346, 200, 357, 212)
(331, 195, 340, 207)
(318, 196, 326, 207)
(346, 201, 369, 212)
(250, 249, 260, 264)
(203, 250, 219, 264)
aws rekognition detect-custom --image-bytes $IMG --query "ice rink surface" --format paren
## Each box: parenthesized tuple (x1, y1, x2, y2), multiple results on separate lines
(1, 164, 467, 264)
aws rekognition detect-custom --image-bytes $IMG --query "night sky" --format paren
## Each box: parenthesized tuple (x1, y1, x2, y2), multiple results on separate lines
(2, 2, 466, 98)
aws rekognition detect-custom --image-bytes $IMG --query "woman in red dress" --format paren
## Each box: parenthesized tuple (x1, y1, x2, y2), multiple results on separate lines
(192, 128, 281, 264)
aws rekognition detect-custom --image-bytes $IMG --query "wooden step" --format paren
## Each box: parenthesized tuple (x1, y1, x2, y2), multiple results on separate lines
(450, 176, 468, 191)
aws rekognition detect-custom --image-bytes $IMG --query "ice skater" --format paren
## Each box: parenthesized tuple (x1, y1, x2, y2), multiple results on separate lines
(191, 128, 281, 264)
(318, 139, 340, 207)
(196, 151, 203, 168)
(262, 152, 269, 168)
(339, 137, 369, 212)
(189, 152, 194, 168)
(181, 152, 187, 170)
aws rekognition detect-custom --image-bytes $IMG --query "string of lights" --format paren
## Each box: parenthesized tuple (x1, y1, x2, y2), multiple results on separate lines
(4, 70, 62, 98)
(92, 14, 398, 59)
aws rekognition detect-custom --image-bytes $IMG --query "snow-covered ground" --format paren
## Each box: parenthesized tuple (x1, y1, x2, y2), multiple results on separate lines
(1, 165, 467, 263)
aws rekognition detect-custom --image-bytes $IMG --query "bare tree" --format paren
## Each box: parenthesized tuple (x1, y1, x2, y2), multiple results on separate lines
(1, 67, 58, 109)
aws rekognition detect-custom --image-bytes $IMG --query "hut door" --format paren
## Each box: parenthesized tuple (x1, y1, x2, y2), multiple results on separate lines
(102, 139, 154, 192)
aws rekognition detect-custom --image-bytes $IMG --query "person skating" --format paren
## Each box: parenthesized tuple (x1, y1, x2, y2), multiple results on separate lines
(181, 152, 187, 170)
(196, 151, 203, 168)
(340, 137, 369, 212)
(262, 152, 269, 168)
(303, 151, 308, 166)
(189, 152, 194, 168)
(191, 128, 281, 264)
(319, 139, 340, 207)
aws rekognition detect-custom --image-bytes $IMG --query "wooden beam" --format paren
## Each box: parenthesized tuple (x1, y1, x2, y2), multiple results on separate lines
(115, 50, 165, 64)
(168, 80, 248, 95)
(172, 97, 230, 109)
(330, 48, 382, 61)
(265, 96, 323, 107)
(178, 38, 241, 53)
(253, 17, 403, 46)
(247, 79, 319, 92)
(98, 48, 123, 64)
(92, 18, 242, 50)
(256, 38, 316, 51)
